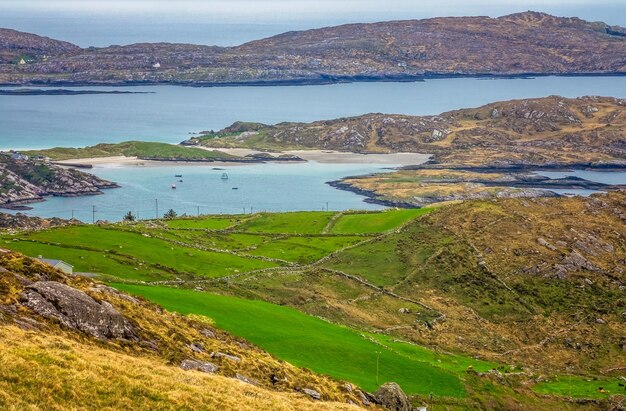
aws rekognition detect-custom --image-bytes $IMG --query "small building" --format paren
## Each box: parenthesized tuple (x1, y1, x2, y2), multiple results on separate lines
(36, 255, 74, 275)
(152, 62, 161, 68)
(18, 58, 26, 65)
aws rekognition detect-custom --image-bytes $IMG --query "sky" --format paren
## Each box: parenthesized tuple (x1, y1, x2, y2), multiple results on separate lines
(1, 0, 624, 46)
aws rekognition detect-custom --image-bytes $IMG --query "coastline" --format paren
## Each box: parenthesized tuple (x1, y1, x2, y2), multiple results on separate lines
(2, 72, 626, 89)
(53, 151, 432, 168)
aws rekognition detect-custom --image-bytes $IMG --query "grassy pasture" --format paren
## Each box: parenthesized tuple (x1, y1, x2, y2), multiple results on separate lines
(113, 284, 466, 397)
(0, 239, 169, 281)
(246, 236, 364, 264)
(330, 209, 431, 234)
(235, 212, 335, 234)
(162, 217, 239, 230)
(534, 375, 625, 399)
(5, 226, 278, 279)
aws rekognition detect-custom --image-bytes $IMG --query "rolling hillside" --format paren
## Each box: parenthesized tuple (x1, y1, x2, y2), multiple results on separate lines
(1, 12, 625, 86)
(2, 196, 624, 409)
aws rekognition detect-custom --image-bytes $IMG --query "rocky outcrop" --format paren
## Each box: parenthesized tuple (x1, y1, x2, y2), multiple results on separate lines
(20, 281, 137, 340)
(371, 382, 411, 411)
(179, 359, 219, 373)
(0, 212, 73, 231)
(0, 155, 118, 209)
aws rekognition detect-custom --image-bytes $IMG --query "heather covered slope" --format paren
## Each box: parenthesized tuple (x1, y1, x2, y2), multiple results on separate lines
(1, 12, 625, 85)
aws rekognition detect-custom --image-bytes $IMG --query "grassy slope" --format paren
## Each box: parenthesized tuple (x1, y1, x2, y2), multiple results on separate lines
(0, 250, 369, 410)
(0, 326, 361, 411)
(236, 212, 335, 234)
(3, 206, 624, 405)
(5, 225, 278, 279)
(24, 141, 239, 161)
(330, 209, 431, 234)
(113, 284, 466, 397)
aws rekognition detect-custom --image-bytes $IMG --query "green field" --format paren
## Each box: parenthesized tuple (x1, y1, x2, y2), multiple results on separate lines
(330, 209, 431, 234)
(24, 141, 239, 161)
(0, 210, 424, 282)
(1, 207, 618, 405)
(113, 284, 467, 397)
(236, 212, 335, 234)
(534, 375, 625, 399)
(163, 217, 239, 230)
(2, 226, 278, 279)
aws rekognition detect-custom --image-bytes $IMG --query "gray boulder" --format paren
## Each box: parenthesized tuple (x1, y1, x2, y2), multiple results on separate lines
(372, 382, 411, 411)
(20, 281, 136, 340)
(302, 388, 321, 400)
(180, 359, 219, 373)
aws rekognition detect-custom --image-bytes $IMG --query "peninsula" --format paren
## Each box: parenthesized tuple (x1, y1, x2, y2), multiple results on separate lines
(1, 11, 625, 87)
(188, 95, 626, 205)
(0, 154, 118, 209)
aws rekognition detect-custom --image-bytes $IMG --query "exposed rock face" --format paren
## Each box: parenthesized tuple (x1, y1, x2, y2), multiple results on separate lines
(20, 281, 137, 340)
(372, 382, 411, 411)
(0, 156, 118, 208)
(302, 388, 321, 400)
(179, 359, 219, 373)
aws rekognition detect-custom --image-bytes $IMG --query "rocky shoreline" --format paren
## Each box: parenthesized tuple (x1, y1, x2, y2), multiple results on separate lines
(2, 72, 626, 89)
(0, 156, 119, 209)
(0, 89, 154, 95)
(328, 167, 625, 208)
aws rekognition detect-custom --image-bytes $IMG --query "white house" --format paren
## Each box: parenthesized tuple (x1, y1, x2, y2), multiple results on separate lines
(36, 256, 74, 275)
(152, 62, 161, 68)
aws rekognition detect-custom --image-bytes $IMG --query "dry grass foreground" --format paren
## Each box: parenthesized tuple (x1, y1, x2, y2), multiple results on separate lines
(0, 251, 371, 410)
(0, 326, 361, 411)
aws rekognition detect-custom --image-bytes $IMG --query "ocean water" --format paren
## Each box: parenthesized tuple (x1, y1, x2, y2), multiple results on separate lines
(2, 76, 626, 150)
(14, 162, 393, 222)
(535, 170, 626, 196)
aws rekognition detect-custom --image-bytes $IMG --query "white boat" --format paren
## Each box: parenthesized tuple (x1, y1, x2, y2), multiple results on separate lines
(171, 184, 176, 189)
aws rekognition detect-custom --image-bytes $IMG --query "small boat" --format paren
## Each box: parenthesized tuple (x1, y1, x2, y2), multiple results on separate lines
(171, 184, 177, 189)
(221, 173, 229, 180)
(178, 179, 183, 182)
(231, 187, 238, 190)
(174, 174, 182, 177)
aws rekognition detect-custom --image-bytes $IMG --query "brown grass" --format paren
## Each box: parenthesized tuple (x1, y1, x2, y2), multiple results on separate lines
(0, 326, 363, 411)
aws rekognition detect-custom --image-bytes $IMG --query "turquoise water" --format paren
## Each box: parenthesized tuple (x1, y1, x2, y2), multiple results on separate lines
(2, 77, 625, 219)
(2, 76, 626, 150)
(14, 162, 391, 222)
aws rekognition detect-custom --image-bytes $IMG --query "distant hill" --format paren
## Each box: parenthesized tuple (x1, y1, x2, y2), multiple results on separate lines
(191, 96, 626, 169)
(0, 12, 625, 85)
(0, 28, 79, 64)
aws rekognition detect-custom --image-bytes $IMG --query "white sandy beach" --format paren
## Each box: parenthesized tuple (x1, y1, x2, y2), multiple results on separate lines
(54, 150, 431, 168)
